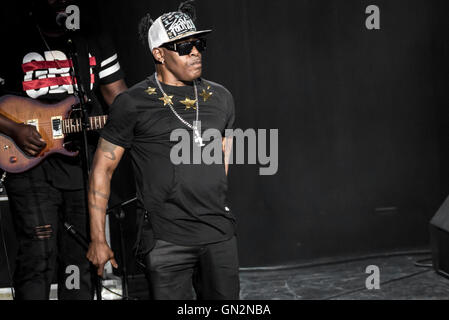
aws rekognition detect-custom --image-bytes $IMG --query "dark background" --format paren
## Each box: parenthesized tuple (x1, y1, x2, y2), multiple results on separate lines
(99, 0, 449, 267)
(2, 0, 449, 269)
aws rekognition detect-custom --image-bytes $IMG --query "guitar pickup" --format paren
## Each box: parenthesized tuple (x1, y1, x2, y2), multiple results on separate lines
(51, 116, 64, 139)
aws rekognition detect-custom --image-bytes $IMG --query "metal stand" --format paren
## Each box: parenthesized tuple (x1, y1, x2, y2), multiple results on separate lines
(106, 197, 137, 300)
(66, 197, 138, 300)
(64, 32, 102, 300)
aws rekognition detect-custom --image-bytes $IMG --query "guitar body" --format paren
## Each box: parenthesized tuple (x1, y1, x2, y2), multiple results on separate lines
(0, 95, 79, 173)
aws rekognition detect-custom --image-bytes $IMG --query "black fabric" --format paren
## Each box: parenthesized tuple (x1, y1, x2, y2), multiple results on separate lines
(102, 74, 236, 246)
(95, 0, 449, 266)
(4, 165, 94, 300)
(0, 22, 124, 190)
(144, 237, 240, 300)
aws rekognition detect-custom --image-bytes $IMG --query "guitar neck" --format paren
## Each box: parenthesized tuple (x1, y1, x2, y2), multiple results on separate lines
(62, 115, 108, 134)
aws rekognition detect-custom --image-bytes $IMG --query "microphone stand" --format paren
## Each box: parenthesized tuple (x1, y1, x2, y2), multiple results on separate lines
(106, 197, 137, 300)
(66, 196, 139, 301)
(65, 32, 103, 300)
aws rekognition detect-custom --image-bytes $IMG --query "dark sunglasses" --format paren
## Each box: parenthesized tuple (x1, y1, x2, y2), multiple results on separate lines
(163, 38, 207, 56)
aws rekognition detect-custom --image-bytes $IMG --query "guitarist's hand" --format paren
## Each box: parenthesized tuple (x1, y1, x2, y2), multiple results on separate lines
(10, 123, 46, 157)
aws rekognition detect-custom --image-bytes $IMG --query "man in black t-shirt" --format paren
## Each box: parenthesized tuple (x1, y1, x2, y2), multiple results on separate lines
(0, 1, 127, 299)
(87, 3, 240, 300)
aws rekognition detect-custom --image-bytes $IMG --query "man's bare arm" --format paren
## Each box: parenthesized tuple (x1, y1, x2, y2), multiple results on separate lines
(86, 138, 125, 276)
(223, 137, 233, 176)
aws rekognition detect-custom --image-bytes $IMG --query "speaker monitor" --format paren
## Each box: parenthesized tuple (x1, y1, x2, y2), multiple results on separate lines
(430, 195, 449, 279)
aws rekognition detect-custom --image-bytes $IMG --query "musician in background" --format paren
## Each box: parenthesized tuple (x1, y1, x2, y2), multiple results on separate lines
(0, 0, 126, 299)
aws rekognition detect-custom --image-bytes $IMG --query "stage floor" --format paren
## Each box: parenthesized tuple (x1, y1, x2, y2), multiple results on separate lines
(239, 250, 449, 300)
(1, 249, 448, 300)
(123, 249, 449, 300)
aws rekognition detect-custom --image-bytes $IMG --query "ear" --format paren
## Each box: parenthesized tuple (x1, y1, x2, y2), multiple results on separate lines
(152, 48, 165, 64)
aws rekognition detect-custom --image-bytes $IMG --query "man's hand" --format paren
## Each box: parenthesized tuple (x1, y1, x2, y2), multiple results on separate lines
(10, 123, 46, 157)
(87, 240, 118, 277)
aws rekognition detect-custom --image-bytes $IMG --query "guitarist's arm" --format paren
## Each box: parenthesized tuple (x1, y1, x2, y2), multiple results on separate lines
(0, 113, 46, 156)
(100, 79, 127, 106)
(86, 137, 125, 276)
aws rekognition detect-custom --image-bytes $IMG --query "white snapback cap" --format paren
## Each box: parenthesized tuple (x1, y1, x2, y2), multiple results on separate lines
(148, 11, 212, 51)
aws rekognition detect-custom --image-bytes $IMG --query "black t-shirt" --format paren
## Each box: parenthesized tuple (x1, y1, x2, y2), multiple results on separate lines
(0, 24, 124, 189)
(101, 74, 236, 246)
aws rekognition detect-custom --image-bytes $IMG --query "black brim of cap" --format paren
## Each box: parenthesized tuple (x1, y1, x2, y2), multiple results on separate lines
(164, 29, 212, 45)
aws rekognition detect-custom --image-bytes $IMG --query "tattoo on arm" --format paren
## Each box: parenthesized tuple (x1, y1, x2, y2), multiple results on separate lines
(91, 189, 109, 200)
(99, 139, 117, 161)
(89, 201, 107, 213)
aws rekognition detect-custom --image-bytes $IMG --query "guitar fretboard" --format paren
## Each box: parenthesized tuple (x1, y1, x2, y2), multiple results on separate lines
(62, 115, 108, 134)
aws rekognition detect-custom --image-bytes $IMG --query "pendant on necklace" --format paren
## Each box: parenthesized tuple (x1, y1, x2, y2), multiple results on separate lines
(193, 126, 205, 147)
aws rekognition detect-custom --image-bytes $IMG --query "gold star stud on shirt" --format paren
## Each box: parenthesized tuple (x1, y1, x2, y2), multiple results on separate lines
(145, 87, 157, 95)
(180, 97, 198, 110)
(199, 88, 213, 102)
(159, 94, 174, 106)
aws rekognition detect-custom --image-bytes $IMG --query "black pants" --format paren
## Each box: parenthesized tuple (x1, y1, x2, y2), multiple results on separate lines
(4, 168, 93, 300)
(144, 236, 240, 300)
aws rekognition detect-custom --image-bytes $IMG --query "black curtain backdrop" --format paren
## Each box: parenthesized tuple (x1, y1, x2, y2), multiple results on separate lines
(99, 0, 449, 266)
(96, 0, 449, 267)
(2, 0, 449, 268)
